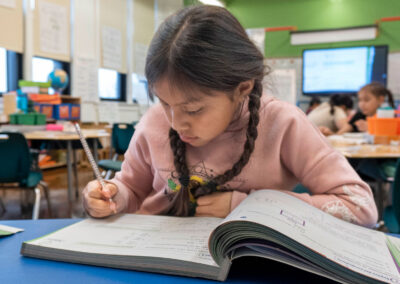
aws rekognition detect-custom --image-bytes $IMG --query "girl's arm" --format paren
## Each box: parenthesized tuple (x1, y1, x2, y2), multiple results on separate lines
(335, 117, 348, 131)
(109, 131, 154, 213)
(336, 122, 354, 134)
(280, 105, 377, 228)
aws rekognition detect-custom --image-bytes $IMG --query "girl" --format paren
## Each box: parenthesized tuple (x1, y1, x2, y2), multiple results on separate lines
(336, 82, 395, 134)
(308, 93, 353, 136)
(305, 96, 321, 115)
(83, 6, 377, 227)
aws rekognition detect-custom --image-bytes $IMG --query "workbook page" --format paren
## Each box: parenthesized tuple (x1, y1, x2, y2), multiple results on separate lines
(28, 214, 222, 266)
(223, 190, 400, 283)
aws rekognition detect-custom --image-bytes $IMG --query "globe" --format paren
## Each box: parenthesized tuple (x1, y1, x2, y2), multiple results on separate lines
(48, 69, 69, 93)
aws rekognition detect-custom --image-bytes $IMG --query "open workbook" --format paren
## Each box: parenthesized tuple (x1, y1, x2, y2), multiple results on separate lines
(21, 190, 400, 283)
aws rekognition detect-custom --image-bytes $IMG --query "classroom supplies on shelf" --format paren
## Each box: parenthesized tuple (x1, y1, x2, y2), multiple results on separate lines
(29, 94, 62, 104)
(18, 80, 51, 88)
(30, 95, 80, 121)
(9, 113, 46, 125)
(20, 190, 400, 283)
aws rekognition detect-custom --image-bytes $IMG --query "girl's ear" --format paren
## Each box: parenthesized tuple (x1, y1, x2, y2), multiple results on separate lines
(235, 79, 255, 102)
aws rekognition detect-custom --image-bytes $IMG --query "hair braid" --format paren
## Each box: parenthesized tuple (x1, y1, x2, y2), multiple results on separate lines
(165, 129, 192, 216)
(169, 129, 189, 177)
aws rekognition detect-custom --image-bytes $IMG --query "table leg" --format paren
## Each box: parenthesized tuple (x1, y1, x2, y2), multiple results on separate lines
(65, 140, 74, 217)
(66, 140, 73, 203)
(72, 149, 79, 199)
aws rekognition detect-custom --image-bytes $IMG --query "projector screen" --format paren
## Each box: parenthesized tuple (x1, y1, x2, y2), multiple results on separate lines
(302, 45, 388, 95)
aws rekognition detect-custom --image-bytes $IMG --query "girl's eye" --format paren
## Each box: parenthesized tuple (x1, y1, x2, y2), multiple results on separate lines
(186, 108, 203, 115)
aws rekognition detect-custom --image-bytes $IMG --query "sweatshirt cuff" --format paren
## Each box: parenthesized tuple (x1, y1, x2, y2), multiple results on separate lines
(230, 191, 248, 211)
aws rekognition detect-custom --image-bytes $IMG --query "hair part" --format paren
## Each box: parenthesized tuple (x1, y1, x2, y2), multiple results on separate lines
(145, 5, 267, 216)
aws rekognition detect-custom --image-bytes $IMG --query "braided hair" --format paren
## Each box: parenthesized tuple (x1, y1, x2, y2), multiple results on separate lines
(145, 5, 267, 216)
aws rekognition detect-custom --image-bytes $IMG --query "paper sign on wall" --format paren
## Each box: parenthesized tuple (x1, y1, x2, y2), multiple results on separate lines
(388, 52, 400, 97)
(39, 0, 68, 55)
(98, 102, 119, 123)
(134, 43, 148, 77)
(268, 69, 297, 105)
(73, 57, 98, 102)
(0, 0, 16, 8)
(246, 28, 265, 56)
(102, 26, 122, 71)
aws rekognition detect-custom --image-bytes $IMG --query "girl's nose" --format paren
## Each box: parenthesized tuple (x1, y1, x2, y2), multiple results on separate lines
(170, 110, 189, 132)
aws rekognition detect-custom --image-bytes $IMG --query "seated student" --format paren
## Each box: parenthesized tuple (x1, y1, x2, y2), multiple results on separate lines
(305, 97, 321, 114)
(83, 5, 377, 228)
(307, 94, 353, 136)
(335, 82, 395, 134)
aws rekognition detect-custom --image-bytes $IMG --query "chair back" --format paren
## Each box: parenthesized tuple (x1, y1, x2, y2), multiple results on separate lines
(112, 123, 135, 155)
(0, 132, 31, 183)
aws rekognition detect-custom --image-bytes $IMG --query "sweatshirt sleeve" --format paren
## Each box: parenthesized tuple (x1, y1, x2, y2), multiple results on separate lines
(278, 104, 378, 228)
(110, 125, 154, 213)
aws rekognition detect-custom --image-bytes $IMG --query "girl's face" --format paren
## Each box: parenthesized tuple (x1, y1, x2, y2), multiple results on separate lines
(153, 77, 250, 147)
(357, 90, 385, 117)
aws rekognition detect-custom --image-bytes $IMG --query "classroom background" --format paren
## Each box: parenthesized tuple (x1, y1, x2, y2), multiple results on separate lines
(0, 0, 399, 228)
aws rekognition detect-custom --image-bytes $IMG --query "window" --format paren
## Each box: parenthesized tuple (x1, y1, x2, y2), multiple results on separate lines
(0, 48, 7, 93)
(0, 48, 22, 94)
(32, 57, 55, 83)
(132, 73, 149, 104)
(99, 68, 126, 101)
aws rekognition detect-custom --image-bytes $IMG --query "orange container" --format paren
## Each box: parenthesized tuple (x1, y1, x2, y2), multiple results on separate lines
(374, 118, 398, 136)
(367, 116, 376, 135)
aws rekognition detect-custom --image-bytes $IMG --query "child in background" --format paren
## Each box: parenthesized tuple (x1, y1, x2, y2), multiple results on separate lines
(308, 94, 353, 136)
(305, 97, 321, 114)
(83, 6, 377, 227)
(336, 83, 395, 134)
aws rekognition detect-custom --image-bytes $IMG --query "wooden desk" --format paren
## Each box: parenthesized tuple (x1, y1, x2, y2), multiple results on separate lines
(334, 144, 400, 159)
(24, 130, 110, 205)
(327, 134, 400, 158)
(328, 134, 400, 219)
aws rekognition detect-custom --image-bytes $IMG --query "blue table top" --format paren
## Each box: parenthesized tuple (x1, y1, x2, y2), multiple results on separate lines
(0, 219, 337, 284)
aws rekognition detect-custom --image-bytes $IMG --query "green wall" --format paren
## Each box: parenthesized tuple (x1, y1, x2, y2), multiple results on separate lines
(226, 0, 400, 58)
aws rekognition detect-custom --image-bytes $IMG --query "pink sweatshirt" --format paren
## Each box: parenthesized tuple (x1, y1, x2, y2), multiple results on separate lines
(111, 95, 378, 227)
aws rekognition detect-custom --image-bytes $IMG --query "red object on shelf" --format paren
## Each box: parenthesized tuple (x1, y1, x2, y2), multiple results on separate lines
(264, 26, 297, 32)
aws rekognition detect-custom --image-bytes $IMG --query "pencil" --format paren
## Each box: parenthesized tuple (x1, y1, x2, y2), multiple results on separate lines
(74, 123, 115, 211)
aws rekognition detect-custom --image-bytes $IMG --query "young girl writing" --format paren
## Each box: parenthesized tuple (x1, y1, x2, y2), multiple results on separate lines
(83, 6, 377, 227)
(335, 82, 395, 134)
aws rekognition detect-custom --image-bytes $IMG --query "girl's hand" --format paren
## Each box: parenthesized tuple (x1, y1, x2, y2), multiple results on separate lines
(319, 126, 333, 136)
(83, 180, 118, 218)
(195, 191, 233, 218)
(354, 119, 368, 132)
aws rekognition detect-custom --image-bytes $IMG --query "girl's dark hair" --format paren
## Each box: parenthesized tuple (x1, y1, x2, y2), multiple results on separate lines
(309, 97, 321, 108)
(360, 82, 395, 108)
(145, 5, 266, 216)
(329, 94, 354, 115)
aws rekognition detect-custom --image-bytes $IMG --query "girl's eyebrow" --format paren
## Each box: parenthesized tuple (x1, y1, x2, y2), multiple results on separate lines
(154, 93, 203, 106)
